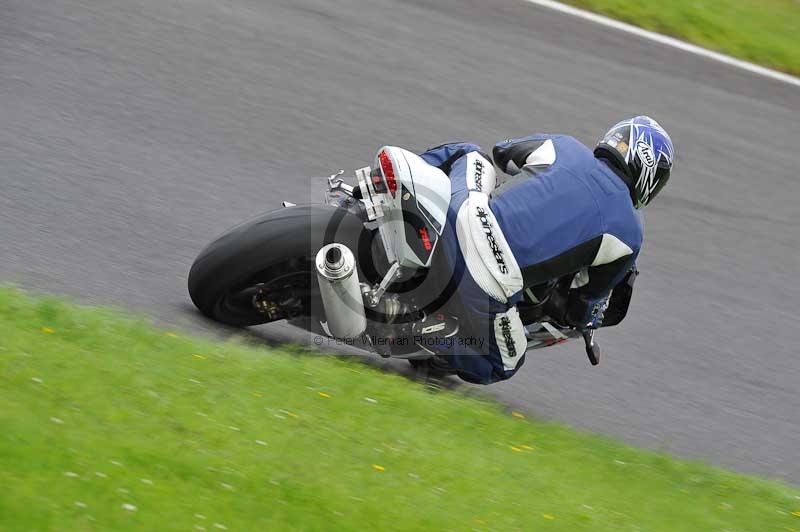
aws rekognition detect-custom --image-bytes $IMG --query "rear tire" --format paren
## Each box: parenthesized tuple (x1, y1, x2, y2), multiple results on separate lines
(187, 205, 370, 326)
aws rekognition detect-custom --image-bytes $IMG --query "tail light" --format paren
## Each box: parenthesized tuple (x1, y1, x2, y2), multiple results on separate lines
(378, 150, 397, 197)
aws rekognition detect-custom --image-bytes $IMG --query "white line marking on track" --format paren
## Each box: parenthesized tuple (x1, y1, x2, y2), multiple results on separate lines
(520, 0, 800, 88)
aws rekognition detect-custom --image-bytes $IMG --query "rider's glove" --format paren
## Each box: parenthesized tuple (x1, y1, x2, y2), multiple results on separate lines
(601, 268, 638, 327)
(565, 293, 609, 330)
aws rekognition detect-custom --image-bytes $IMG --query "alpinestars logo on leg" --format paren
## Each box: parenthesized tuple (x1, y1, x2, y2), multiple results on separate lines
(499, 316, 517, 357)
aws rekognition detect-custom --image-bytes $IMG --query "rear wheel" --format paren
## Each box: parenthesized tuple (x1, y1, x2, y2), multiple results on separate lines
(188, 205, 371, 326)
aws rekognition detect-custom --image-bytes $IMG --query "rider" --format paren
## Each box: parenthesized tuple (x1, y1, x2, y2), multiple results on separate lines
(401, 116, 675, 384)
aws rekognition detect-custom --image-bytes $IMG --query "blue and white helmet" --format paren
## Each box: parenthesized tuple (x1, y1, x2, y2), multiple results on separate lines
(594, 116, 675, 208)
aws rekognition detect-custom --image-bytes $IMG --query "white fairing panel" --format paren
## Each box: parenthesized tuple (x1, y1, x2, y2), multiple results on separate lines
(375, 146, 451, 269)
(401, 149, 450, 234)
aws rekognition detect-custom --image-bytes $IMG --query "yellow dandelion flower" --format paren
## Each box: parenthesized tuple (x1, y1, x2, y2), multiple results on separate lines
(372, 464, 385, 472)
(542, 514, 555, 520)
(510, 446, 522, 452)
(41, 327, 55, 334)
(165, 332, 178, 338)
(511, 411, 525, 419)
(521, 445, 535, 451)
(791, 510, 800, 518)
(192, 354, 206, 360)
(318, 392, 331, 398)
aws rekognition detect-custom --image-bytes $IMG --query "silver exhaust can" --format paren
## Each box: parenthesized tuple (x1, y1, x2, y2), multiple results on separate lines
(315, 243, 367, 339)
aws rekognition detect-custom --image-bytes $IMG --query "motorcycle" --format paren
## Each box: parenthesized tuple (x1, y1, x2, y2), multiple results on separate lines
(187, 147, 603, 374)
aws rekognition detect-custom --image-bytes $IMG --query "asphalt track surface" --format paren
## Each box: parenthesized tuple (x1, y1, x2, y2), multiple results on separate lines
(2, 0, 799, 482)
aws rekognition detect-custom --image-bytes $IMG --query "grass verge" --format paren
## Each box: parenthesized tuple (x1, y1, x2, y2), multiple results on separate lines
(1, 287, 799, 531)
(560, 0, 800, 76)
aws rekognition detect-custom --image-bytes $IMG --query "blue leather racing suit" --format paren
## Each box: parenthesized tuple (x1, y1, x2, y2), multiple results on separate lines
(418, 135, 642, 384)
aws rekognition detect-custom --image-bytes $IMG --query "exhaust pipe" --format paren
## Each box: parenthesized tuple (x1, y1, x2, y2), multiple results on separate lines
(315, 243, 367, 339)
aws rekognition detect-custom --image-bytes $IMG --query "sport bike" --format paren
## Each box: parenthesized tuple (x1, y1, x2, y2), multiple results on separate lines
(188, 147, 605, 371)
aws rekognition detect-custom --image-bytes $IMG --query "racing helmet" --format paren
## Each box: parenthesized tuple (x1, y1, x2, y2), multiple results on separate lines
(594, 116, 674, 208)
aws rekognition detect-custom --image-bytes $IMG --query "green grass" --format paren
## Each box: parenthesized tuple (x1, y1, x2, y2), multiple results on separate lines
(1, 288, 799, 531)
(561, 0, 800, 76)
